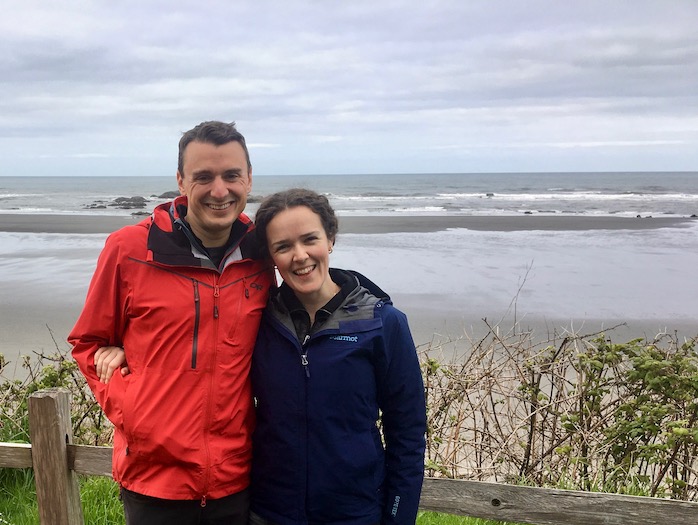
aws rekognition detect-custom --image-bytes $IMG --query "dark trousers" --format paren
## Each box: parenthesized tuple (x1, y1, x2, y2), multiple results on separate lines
(248, 511, 276, 525)
(121, 487, 249, 525)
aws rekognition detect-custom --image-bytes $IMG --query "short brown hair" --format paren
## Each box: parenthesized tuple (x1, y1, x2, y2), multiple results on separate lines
(178, 121, 251, 175)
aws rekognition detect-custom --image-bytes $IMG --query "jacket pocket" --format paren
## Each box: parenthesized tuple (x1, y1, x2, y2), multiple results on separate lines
(121, 367, 206, 468)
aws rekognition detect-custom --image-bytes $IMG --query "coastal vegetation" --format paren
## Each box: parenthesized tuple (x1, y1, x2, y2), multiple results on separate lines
(421, 321, 698, 500)
(1, 322, 697, 523)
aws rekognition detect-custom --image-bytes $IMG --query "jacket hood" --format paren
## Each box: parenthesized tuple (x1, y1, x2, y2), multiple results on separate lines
(345, 269, 391, 304)
(146, 196, 262, 268)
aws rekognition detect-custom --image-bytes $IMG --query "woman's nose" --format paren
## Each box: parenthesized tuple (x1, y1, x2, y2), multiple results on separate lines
(292, 245, 308, 262)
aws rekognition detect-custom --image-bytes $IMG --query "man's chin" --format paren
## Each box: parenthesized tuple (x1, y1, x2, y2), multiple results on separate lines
(207, 212, 241, 230)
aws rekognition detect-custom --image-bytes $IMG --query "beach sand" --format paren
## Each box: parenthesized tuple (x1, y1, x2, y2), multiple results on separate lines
(1, 213, 697, 378)
(1, 212, 695, 234)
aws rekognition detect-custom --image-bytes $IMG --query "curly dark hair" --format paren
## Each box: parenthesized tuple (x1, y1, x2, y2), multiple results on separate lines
(177, 121, 251, 175)
(254, 188, 339, 258)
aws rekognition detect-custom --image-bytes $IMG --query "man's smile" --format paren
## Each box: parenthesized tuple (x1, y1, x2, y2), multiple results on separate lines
(206, 202, 233, 211)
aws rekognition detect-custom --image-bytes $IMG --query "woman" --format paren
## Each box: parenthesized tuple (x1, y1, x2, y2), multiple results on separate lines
(94, 188, 427, 524)
(250, 188, 426, 525)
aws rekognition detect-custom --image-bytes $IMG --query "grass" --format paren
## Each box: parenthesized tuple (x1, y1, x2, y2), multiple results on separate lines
(79, 477, 125, 524)
(418, 511, 524, 525)
(0, 470, 35, 524)
(0, 470, 523, 525)
(0, 471, 125, 525)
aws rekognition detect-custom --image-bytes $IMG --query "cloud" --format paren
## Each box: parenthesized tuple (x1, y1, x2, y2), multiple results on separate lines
(1, 1, 697, 175)
(249, 143, 281, 149)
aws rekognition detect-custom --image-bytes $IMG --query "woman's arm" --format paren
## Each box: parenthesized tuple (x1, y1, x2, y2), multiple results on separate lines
(376, 305, 427, 525)
(95, 346, 130, 384)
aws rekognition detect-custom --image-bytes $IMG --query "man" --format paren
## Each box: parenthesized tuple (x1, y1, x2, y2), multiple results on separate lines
(69, 121, 274, 524)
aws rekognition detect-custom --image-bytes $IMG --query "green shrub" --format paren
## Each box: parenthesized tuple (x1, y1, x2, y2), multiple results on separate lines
(422, 324, 698, 500)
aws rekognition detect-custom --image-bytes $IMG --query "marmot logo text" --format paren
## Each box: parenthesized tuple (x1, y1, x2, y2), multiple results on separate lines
(330, 335, 359, 342)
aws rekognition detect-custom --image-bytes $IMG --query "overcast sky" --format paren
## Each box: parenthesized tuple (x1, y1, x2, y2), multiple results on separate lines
(2, 1, 697, 177)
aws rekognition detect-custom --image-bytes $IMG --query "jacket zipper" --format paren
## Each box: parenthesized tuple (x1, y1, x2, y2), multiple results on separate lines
(300, 331, 311, 518)
(201, 274, 220, 503)
(191, 280, 200, 368)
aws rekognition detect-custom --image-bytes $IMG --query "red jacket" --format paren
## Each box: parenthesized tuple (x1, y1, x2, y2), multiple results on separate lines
(69, 197, 274, 501)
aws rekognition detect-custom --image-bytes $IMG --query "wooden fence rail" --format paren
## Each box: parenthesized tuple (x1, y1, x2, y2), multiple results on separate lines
(2, 388, 698, 524)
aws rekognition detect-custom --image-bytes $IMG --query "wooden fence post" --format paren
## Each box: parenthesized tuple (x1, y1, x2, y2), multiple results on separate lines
(28, 388, 84, 525)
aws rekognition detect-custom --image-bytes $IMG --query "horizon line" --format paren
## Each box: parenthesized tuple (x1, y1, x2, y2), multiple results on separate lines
(1, 170, 697, 178)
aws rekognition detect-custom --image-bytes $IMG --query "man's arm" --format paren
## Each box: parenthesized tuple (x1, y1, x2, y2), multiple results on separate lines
(68, 234, 129, 429)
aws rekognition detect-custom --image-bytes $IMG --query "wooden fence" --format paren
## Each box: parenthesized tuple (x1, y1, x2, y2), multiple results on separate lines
(1, 388, 698, 524)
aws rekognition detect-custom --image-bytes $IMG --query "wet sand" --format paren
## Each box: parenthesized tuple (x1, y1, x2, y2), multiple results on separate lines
(2, 212, 696, 234)
(1, 212, 697, 379)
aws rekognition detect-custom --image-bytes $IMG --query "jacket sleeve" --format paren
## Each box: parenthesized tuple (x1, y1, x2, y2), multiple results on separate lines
(376, 304, 427, 525)
(68, 232, 129, 431)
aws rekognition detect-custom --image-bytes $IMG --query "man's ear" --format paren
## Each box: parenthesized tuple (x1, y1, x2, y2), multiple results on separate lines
(176, 171, 186, 195)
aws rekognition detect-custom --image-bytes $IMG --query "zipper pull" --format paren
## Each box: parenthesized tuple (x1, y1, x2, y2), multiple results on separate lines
(301, 335, 311, 377)
(200, 495, 207, 507)
(213, 284, 220, 318)
(301, 353, 310, 378)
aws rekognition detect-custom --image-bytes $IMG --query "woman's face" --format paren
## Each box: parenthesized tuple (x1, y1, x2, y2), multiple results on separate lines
(265, 205, 336, 306)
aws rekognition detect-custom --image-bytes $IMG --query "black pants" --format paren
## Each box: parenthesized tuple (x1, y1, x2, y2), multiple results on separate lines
(121, 487, 249, 525)
(248, 511, 276, 525)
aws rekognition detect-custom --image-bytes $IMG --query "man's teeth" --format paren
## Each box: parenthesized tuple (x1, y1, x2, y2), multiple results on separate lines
(295, 266, 314, 275)
(208, 203, 231, 210)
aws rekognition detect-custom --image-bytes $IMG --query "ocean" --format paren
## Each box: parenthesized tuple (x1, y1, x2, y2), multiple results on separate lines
(1, 171, 698, 218)
(1, 172, 698, 375)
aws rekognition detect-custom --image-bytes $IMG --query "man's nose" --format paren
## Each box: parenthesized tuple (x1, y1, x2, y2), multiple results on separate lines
(210, 176, 228, 198)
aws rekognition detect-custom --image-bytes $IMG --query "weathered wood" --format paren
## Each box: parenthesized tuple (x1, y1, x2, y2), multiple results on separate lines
(420, 478, 698, 525)
(0, 442, 32, 468)
(67, 444, 112, 477)
(28, 388, 84, 525)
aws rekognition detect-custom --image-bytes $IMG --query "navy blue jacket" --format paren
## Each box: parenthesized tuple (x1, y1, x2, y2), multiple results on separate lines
(250, 269, 426, 524)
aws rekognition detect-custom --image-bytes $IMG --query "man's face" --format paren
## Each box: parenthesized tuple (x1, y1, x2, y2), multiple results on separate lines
(177, 140, 252, 247)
